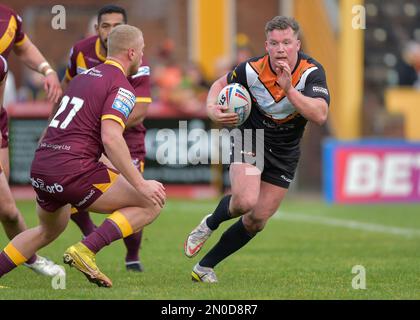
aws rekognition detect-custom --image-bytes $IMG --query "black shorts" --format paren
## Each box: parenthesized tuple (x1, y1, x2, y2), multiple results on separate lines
(229, 128, 299, 189)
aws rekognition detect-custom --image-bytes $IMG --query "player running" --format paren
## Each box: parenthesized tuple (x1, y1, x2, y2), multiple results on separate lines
(184, 16, 330, 282)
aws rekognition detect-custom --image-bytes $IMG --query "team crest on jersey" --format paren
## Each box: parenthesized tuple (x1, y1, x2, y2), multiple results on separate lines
(112, 87, 136, 118)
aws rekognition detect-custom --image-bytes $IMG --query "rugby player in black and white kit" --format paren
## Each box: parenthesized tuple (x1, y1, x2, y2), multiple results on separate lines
(184, 16, 330, 282)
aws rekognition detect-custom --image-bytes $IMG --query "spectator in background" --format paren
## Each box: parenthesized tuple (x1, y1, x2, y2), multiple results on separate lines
(167, 62, 209, 115)
(152, 39, 182, 104)
(397, 41, 420, 88)
(233, 33, 254, 66)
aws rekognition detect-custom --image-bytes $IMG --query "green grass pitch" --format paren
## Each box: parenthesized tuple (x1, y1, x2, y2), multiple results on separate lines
(0, 197, 419, 299)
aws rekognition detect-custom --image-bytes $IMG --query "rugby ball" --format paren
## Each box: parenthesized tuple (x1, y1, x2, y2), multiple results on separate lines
(217, 83, 252, 126)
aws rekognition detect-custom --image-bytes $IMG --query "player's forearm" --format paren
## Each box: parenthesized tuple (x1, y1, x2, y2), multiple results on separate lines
(14, 38, 53, 74)
(286, 87, 328, 125)
(207, 75, 228, 107)
(102, 130, 145, 190)
(126, 102, 149, 128)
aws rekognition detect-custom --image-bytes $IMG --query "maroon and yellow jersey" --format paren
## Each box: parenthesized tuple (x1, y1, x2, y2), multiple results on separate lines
(64, 35, 151, 159)
(32, 60, 136, 175)
(0, 4, 27, 60)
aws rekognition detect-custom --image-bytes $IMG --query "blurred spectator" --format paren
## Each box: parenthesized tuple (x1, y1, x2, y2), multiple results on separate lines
(21, 69, 47, 101)
(152, 38, 182, 103)
(233, 33, 253, 67)
(85, 15, 97, 38)
(168, 62, 209, 114)
(397, 41, 420, 88)
(214, 56, 232, 80)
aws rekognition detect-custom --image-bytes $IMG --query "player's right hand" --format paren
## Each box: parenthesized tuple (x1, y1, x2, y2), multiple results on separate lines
(139, 180, 166, 208)
(207, 104, 239, 126)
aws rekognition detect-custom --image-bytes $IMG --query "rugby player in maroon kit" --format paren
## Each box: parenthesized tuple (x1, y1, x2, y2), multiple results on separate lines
(0, 4, 63, 278)
(0, 25, 165, 288)
(60, 5, 151, 272)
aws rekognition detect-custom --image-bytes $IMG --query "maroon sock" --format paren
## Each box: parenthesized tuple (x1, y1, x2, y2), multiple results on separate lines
(70, 210, 97, 236)
(0, 251, 18, 277)
(81, 219, 122, 254)
(26, 255, 37, 265)
(123, 230, 143, 262)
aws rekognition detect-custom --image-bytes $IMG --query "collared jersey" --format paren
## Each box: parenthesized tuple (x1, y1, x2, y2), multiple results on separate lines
(227, 51, 330, 154)
(64, 35, 151, 158)
(32, 61, 136, 175)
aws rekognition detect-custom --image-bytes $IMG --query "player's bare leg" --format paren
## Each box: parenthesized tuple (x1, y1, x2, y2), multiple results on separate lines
(193, 177, 286, 283)
(0, 205, 68, 278)
(187, 163, 262, 282)
(242, 181, 287, 234)
(0, 147, 65, 277)
(185, 163, 260, 259)
(63, 174, 161, 287)
(0, 147, 10, 180)
(0, 169, 28, 240)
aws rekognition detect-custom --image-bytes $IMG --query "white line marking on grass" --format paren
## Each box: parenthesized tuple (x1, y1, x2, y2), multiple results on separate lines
(275, 212, 420, 238)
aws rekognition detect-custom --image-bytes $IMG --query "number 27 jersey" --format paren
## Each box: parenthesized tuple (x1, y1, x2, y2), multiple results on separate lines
(32, 61, 136, 175)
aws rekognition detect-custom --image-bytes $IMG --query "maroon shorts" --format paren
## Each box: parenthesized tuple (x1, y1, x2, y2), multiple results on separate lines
(31, 162, 119, 212)
(0, 108, 9, 148)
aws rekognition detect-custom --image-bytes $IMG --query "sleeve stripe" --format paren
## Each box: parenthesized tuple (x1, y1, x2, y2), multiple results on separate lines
(14, 34, 27, 47)
(101, 114, 126, 129)
(135, 97, 152, 103)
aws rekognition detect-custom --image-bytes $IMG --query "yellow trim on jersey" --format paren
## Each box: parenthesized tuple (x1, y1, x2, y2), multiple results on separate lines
(95, 38, 106, 62)
(4, 243, 27, 266)
(101, 114, 126, 129)
(0, 16, 17, 54)
(104, 59, 125, 75)
(140, 161, 144, 173)
(93, 169, 118, 193)
(136, 97, 152, 103)
(76, 52, 87, 72)
(14, 34, 27, 47)
(65, 69, 73, 81)
(70, 207, 78, 214)
(107, 211, 133, 238)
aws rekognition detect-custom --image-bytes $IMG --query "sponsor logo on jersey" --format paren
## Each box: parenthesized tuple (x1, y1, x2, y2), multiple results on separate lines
(112, 87, 136, 118)
(280, 175, 292, 183)
(312, 86, 329, 95)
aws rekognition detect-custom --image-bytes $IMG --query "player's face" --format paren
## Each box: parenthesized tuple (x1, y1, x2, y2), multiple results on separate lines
(128, 36, 144, 76)
(265, 27, 301, 71)
(96, 13, 125, 50)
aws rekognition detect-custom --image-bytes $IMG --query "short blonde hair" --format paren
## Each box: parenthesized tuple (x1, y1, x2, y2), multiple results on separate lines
(108, 25, 143, 56)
